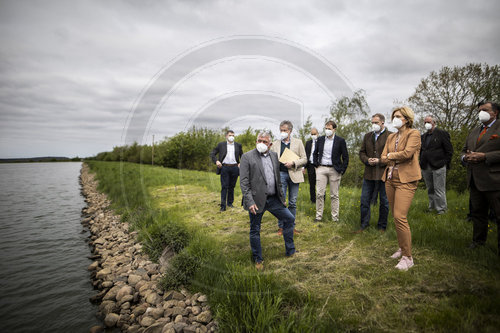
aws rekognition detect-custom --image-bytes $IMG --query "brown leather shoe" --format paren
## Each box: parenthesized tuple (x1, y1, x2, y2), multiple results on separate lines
(255, 262, 264, 271)
(353, 229, 364, 234)
(277, 228, 283, 236)
(293, 229, 301, 235)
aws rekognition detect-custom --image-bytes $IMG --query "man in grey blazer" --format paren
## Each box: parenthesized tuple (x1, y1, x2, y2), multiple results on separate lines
(240, 130, 296, 270)
(462, 101, 500, 254)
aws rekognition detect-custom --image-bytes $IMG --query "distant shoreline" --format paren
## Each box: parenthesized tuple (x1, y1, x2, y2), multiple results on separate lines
(0, 157, 82, 163)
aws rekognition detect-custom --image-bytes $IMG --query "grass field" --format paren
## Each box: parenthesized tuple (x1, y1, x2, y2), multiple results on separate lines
(87, 161, 500, 332)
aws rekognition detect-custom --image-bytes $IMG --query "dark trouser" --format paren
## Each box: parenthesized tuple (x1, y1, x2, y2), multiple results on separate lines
(249, 195, 295, 263)
(306, 163, 316, 203)
(220, 165, 239, 209)
(360, 179, 389, 230)
(470, 178, 500, 252)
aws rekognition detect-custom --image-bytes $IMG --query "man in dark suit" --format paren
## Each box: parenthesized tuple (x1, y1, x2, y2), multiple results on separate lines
(461, 101, 500, 254)
(210, 130, 243, 211)
(313, 120, 349, 222)
(304, 127, 319, 203)
(355, 113, 390, 233)
(240, 130, 296, 270)
(420, 115, 453, 215)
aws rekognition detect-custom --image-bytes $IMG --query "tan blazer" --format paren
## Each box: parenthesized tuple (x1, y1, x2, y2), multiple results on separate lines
(271, 137, 307, 183)
(380, 128, 422, 183)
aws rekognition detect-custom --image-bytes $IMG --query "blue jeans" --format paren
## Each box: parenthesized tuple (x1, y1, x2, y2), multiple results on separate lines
(249, 195, 296, 263)
(360, 179, 389, 230)
(278, 171, 299, 229)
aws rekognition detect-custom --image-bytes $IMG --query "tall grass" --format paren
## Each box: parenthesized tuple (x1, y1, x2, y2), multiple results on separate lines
(87, 161, 500, 332)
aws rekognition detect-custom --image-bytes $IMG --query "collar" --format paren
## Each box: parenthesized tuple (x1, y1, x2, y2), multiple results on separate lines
(484, 119, 496, 128)
(374, 128, 386, 135)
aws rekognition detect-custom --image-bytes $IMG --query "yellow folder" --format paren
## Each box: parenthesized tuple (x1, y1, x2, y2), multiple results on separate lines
(279, 148, 299, 164)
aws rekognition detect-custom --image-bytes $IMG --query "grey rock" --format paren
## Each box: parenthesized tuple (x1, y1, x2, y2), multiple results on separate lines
(103, 285, 121, 301)
(128, 274, 143, 287)
(174, 315, 183, 323)
(102, 281, 114, 288)
(88, 261, 99, 271)
(99, 300, 117, 316)
(191, 306, 202, 316)
(164, 290, 184, 301)
(116, 285, 134, 301)
(143, 323, 165, 333)
(121, 294, 135, 304)
(196, 295, 208, 303)
(89, 325, 104, 333)
(141, 316, 156, 327)
(96, 267, 111, 279)
(196, 311, 212, 324)
(104, 313, 120, 327)
(127, 324, 142, 333)
(183, 325, 198, 333)
(132, 305, 147, 317)
(173, 322, 188, 333)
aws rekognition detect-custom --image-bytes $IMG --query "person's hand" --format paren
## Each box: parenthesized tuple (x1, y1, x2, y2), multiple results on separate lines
(465, 151, 486, 163)
(249, 204, 258, 215)
(216, 161, 222, 168)
(284, 162, 294, 169)
(302, 168, 306, 174)
(368, 158, 379, 166)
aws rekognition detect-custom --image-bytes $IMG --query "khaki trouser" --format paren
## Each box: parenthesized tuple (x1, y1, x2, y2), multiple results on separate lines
(385, 169, 417, 257)
(315, 166, 341, 221)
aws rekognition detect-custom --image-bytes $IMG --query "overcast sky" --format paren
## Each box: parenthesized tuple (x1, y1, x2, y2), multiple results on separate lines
(0, 0, 498, 158)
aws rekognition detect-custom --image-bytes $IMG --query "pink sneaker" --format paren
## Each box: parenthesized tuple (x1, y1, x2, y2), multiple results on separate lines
(390, 248, 402, 259)
(395, 256, 414, 271)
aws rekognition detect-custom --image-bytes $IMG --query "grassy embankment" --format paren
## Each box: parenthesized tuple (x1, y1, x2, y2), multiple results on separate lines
(87, 161, 500, 332)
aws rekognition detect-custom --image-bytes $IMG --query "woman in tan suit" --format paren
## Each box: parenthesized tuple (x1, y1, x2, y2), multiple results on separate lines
(379, 106, 421, 270)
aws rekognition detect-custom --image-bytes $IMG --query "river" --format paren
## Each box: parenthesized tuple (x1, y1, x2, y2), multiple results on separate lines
(0, 162, 100, 332)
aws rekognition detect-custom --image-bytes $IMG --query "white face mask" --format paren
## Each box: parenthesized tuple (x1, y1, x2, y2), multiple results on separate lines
(478, 110, 491, 123)
(311, 135, 318, 140)
(392, 117, 403, 129)
(372, 124, 381, 132)
(424, 123, 432, 131)
(227, 136, 235, 142)
(325, 129, 333, 137)
(256, 142, 268, 153)
(280, 131, 289, 140)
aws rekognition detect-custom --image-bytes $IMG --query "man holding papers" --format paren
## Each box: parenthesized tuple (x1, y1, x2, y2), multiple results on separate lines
(271, 120, 307, 235)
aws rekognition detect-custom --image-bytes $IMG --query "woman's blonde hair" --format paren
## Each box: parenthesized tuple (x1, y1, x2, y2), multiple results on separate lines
(391, 106, 415, 128)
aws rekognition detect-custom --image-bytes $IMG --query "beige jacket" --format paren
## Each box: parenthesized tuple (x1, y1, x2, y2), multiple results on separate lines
(380, 128, 422, 183)
(271, 137, 307, 183)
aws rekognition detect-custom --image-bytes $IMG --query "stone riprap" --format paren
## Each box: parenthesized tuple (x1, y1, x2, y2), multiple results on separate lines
(80, 164, 217, 333)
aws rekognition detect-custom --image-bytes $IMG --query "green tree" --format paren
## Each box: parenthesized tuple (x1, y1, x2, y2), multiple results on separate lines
(328, 90, 372, 187)
(407, 63, 500, 192)
(295, 115, 313, 145)
(408, 63, 500, 132)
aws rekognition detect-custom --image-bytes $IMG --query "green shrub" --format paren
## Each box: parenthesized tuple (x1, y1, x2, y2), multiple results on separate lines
(139, 218, 190, 262)
(161, 249, 201, 289)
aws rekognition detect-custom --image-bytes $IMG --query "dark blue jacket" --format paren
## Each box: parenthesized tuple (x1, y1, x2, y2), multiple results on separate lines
(313, 135, 349, 174)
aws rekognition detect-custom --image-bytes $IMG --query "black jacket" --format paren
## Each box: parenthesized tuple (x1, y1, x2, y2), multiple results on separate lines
(420, 127, 453, 170)
(210, 141, 243, 175)
(313, 135, 349, 174)
(305, 139, 316, 167)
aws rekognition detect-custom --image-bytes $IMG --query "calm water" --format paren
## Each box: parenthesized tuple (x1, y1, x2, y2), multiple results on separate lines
(0, 162, 100, 332)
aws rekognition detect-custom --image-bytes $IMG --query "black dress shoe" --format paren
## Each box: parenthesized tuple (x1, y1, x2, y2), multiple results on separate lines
(468, 242, 484, 249)
(220, 206, 226, 212)
(227, 204, 234, 208)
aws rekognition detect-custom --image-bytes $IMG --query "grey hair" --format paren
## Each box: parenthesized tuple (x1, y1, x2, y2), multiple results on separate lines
(279, 120, 293, 131)
(257, 130, 273, 140)
(424, 115, 435, 124)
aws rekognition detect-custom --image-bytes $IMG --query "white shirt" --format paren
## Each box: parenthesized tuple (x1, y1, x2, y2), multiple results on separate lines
(309, 139, 316, 164)
(321, 135, 335, 166)
(222, 142, 236, 164)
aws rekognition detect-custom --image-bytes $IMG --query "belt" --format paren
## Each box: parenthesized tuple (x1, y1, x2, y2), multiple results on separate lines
(222, 163, 238, 167)
(320, 164, 333, 167)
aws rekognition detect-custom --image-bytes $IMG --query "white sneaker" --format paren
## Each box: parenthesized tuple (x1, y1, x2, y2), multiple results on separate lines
(395, 256, 414, 271)
(390, 248, 402, 259)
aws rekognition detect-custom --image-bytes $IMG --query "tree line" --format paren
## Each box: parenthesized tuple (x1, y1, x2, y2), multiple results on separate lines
(88, 63, 499, 192)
